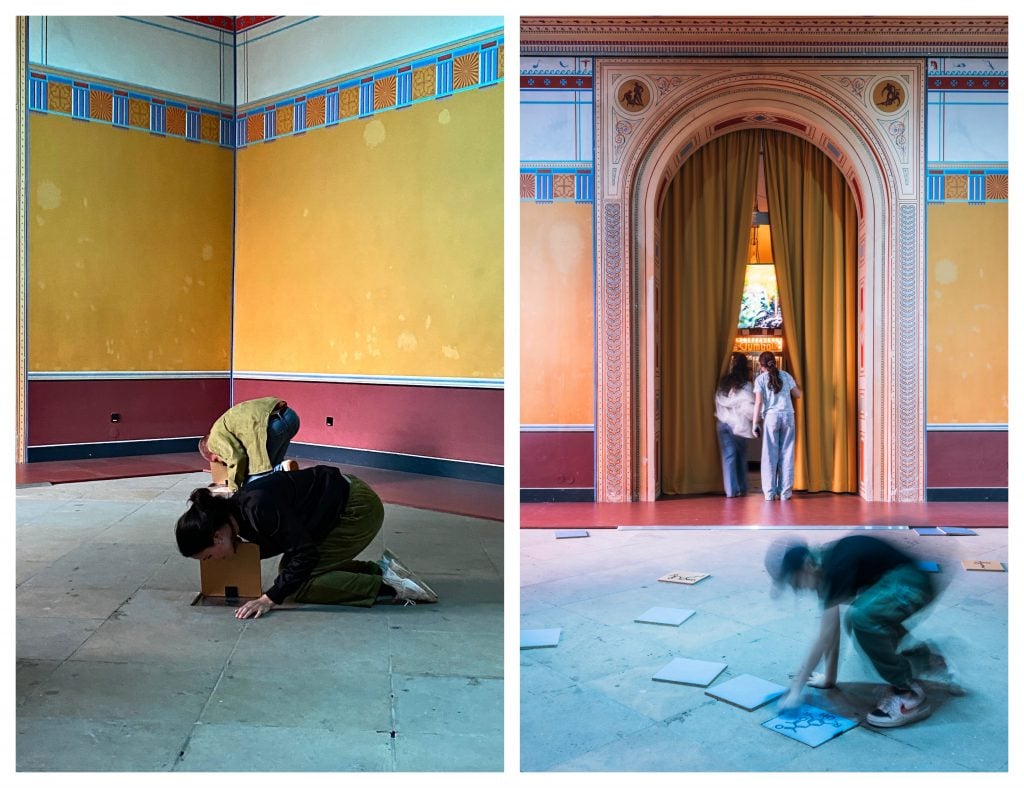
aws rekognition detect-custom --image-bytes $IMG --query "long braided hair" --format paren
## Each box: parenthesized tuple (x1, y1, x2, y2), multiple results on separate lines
(758, 351, 783, 394)
(717, 352, 752, 395)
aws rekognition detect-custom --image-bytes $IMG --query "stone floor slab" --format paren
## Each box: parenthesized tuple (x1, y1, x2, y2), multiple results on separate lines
(175, 722, 393, 771)
(16, 616, 105, 661)
(392, 674, 503, 736)
(201, 665, 393, 731)
(17, 717, 191, 771)
(393, 731, 502, 771)
(18, 660, 223, 724)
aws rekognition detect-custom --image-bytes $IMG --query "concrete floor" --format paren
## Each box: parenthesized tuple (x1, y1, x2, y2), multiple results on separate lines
(521, 526, 1008, 772)
(16, 472, 503, 772)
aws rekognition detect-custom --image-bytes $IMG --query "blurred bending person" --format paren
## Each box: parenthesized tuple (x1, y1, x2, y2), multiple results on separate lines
(765, 534, 960, 728)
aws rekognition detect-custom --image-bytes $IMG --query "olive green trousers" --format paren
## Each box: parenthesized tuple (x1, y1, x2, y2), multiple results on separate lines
(285, 475, 385, 607)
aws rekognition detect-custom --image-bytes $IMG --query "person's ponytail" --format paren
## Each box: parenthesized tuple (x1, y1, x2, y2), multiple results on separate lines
(758, 351, 783, 394)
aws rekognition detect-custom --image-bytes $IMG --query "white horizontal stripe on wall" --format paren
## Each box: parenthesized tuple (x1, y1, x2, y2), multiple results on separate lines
(28, 371, 230, 381)
(232, 371, 503, 389)
(520, 424, 594, 432)
(926, 423, 1007, 431)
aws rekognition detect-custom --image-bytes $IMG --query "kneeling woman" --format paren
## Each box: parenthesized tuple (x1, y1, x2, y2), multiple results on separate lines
(176, 464, 436, 619)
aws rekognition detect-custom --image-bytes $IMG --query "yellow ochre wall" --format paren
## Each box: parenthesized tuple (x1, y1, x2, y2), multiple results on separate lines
(28, 113, 234, 371)
(520, 201, 594, 424)
(926, 202, 1008, 424)
(233, 85, 504, 379)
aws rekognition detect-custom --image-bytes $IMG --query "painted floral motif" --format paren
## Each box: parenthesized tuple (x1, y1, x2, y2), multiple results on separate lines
(520, 173, 536, 198)
(885, 119, 907, 160)
(498, 46, 504, 78)
(47, 82, 71, 113)
(944, 175, 968, 200)
(89, 90, 112, 121)
(838, 76, 866, 97)
(654, 75, 683, 97)
(129, 98, 150, 129)
(553, 174, 575, 199)
(339, 87, 359, 119)
(413, 67, 435, 100)
(374, 76, 397, 110)
(200, 114, 219, 143)
(276, 105, 294, 136)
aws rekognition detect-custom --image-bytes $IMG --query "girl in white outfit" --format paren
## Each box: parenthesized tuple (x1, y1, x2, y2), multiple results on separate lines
(714, 352, 756, 497)
(752, 351, 802, 500)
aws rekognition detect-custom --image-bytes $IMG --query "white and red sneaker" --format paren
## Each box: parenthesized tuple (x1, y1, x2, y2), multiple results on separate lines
(866, 683, 932, 728)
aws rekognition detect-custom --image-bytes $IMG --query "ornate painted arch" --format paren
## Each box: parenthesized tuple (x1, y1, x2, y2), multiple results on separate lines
(594, 59, 926, 502)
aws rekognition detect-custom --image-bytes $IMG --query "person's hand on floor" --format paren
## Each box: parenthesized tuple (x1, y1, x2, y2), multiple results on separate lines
(235, 594, 276, 619)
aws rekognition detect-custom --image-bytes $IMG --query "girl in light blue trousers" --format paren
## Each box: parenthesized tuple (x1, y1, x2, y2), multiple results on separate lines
(752, 351, 801, 500)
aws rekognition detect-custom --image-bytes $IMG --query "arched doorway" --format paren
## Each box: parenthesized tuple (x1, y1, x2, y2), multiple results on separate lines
(594, 59, 926, 502)
(656, 128, 859, 498)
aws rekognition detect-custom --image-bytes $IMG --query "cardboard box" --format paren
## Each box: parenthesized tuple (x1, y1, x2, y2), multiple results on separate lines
(199, 542, 263, 599)
(210, 461, 228, 486)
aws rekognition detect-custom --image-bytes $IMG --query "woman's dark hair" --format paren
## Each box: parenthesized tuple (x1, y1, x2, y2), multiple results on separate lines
(758, 351, 783, 394)
(717, 352, 752, 394)
(175, 487, 238, 557)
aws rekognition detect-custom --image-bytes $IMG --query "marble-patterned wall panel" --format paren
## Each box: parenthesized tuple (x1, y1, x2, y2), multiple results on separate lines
(238, 16, 502, 105)
(28, 16, 231, 105)
(521, 90, 593, 162)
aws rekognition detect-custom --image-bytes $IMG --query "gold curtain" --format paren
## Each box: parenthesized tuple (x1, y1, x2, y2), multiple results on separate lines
(660, 130, 760, 494)
(762, 130, 858, 493)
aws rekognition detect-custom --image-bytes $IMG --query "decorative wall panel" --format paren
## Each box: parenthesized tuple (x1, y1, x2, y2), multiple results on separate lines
(593, 59, 926, 502)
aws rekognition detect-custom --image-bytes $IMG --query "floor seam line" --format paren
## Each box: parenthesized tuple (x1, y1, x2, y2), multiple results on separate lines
(387, 618, 398, 771)
(171, 620, 247, 770)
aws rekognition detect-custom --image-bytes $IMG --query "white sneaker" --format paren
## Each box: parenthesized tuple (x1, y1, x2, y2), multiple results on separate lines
(380, 550, 438, 604)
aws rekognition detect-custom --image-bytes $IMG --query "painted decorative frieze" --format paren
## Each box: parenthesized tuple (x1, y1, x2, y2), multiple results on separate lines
(28, 33, 505, 149)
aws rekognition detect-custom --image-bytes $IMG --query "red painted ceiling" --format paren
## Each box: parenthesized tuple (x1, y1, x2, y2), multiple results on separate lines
(179, 16, 278, 33)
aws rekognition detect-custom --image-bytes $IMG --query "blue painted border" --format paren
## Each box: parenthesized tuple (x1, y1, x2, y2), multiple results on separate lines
(521, 487, 595, 503)
(27, 437, 201, 462)
(289, 443, 503, 485)
(926, 487, 1008, 503)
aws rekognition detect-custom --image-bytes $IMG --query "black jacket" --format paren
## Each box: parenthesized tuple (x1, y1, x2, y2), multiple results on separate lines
(234, 465, 351, 604)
